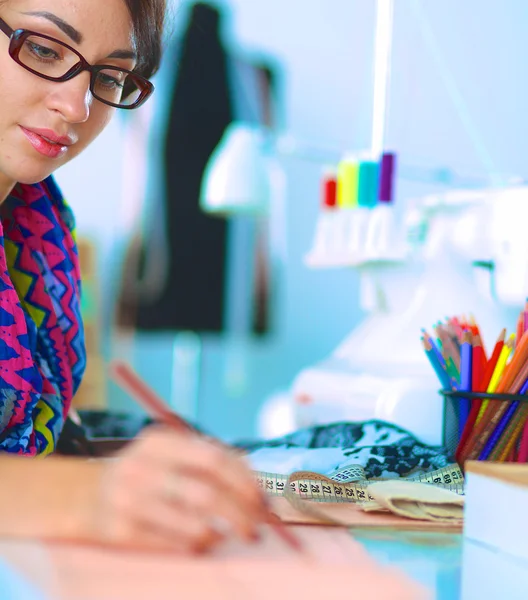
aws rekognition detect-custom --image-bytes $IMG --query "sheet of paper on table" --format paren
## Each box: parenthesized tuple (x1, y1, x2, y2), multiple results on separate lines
(0, 558, 47, 600)
(0, 526, 429, 600)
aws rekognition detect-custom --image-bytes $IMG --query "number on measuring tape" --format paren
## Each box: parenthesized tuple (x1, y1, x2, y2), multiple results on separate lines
(253, 463, 465, 505)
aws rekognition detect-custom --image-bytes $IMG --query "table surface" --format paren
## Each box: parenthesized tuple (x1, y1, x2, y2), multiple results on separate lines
(352, 528, 463, 599)
(0, 525, 430, 600)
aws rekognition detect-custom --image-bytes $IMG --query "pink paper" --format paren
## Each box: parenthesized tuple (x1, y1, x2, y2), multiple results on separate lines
(0, 526, 428, 599)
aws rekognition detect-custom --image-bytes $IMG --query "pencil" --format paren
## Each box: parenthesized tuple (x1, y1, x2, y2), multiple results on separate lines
(460, 332, 527, 462)
(436, 324, 461, 369)
(519, 429, 528, 463)
(472, 335, 485, 394)
(422, 337, 452, 390)
(517, 314, 524, 349)
(478, 378, 528, 461)
(479, 400, 519, 460)
(493, 404, 528, 461)
(487, 361, 528, 461)
(444, 320, 462, 349)
(481, 329, 507, 391)
(475, 337, 513, 424)
(448, 317, 464, 340)
(455, 333, 486, 461)
(422, 330, 447, 370)
(109, 361, 199, 435)
(458, 331, 473, 437)
(469, 315, 486, 359)
(108, 360, 304, 553)
(446, 356, 460, 387)
(515, 380, 528, 463)
(480, 358, 528, 461)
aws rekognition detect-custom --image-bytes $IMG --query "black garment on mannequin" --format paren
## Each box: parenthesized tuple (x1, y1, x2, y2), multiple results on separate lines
(136, 3, 231, 331)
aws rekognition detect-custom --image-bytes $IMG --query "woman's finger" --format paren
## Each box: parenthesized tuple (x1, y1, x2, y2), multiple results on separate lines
(99, 466, 224, 553)
(126, 428, 266, 518)
(161, 470, 260, 543)
(109, 451, 260, 544)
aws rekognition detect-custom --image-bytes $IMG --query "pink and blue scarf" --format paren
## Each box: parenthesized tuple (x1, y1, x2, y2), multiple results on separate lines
(0, 176, 85, 455)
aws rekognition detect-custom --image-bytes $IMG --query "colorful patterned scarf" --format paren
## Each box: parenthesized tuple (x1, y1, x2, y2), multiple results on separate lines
(0, 176, 85, 455)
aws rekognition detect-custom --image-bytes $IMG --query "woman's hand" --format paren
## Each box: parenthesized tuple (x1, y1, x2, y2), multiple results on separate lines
(94, 426, 266, 553)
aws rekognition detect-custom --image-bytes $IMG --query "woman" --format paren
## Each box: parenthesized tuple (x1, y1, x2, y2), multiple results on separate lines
(0, 0, 266, 553)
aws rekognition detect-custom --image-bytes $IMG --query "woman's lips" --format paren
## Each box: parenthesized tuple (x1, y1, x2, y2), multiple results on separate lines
(19, 126, 72, 159)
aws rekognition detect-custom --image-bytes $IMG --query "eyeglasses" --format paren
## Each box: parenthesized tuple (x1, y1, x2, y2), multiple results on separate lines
(0, 17, 154, 110)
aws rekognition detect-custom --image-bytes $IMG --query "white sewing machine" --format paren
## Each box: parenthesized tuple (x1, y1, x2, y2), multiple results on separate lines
(257, 185, 526, 446)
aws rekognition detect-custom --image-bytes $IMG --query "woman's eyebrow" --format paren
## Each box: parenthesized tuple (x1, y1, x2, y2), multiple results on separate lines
(21, 11, 137, 61)
(22, 10, 82, 44)
(108, 49, 137, 60)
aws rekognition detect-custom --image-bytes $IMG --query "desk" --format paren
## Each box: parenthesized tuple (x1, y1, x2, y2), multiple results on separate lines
(356, 529, 528, 600)
(353, 529, 462, 599)
(0, 525, 427, 599)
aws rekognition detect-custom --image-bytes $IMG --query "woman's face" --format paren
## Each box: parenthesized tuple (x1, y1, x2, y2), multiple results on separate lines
(0, 0, 136, 191)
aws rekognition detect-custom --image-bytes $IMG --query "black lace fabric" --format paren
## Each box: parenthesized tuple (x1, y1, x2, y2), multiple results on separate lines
(72, 412, 452, 477)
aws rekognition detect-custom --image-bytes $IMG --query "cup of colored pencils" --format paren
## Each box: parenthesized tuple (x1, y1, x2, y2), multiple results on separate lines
(421, 306, 528, 466)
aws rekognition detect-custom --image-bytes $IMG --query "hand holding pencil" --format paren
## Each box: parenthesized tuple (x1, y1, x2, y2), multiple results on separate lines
(105, 360, 303, 555)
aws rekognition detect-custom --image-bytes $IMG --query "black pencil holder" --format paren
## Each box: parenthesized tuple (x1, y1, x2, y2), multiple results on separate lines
(440, 389, 528, 458)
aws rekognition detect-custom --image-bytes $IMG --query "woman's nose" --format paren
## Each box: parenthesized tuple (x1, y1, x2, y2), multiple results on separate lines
(46, 71, 92, 124)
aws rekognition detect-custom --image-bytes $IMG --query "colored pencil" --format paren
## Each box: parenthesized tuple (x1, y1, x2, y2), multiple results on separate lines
(483, 358, 528, 461)
(455, 333, 487, 461)
(447, 317, 464, 340)
(494, 407, 528, 461)
(475, 338, 513, 424)
(479, 400, 520, 460)
(469, 315, 486, 359)
(480, 329, 506, 389)
(446, 356, 460, 387)
(421, 329, 447, 369)
(461, 332, 528, 461)
(471, 335, 485, 395)
(519, 428, 528, 462)
(517, 314, 524, 349)
(516, 379, 528, 463)
(439, 323, 461, 370)
(422, 337, 453, 390)
(478, 379, 528, 460)
(424, 314, 528, 466)
(434, 323, 459, 364)
(458, 331, 473, 437)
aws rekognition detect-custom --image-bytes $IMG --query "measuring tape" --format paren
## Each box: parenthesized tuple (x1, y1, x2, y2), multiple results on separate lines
(254, 463, 464, 526)
(254, 463, 464, 505)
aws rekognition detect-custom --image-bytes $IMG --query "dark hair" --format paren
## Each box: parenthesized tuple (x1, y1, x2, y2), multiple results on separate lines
(124, 0, 166, 80)
(0, 0, 166, 80)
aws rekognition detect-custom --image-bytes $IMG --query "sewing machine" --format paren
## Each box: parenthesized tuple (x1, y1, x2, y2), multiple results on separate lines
(258, 185, 526, 445)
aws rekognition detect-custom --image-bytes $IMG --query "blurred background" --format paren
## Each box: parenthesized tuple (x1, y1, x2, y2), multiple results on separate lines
(53, 0, 528, 442)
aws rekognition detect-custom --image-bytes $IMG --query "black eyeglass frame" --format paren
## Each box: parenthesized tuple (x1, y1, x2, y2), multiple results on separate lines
(0, 17, 154, 109)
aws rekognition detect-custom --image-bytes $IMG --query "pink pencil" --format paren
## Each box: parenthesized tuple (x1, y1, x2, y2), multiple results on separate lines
(518, 421, 528, 463)
(108, 360, 304, 553)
